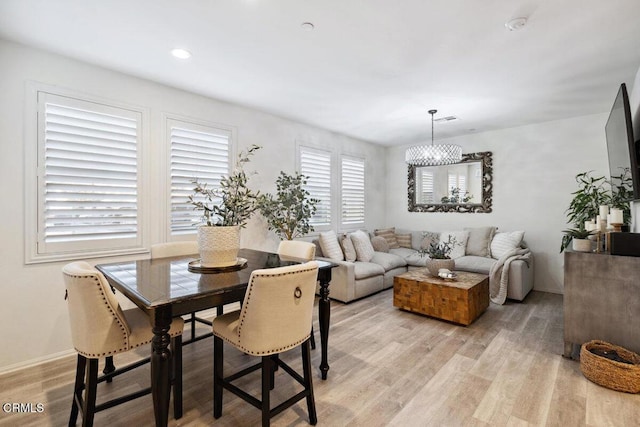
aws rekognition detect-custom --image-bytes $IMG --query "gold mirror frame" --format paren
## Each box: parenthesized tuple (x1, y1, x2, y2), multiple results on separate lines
(407, 151, 493, 213)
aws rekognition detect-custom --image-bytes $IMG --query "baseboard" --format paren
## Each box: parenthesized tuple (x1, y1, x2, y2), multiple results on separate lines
(0, 348, 76, 375)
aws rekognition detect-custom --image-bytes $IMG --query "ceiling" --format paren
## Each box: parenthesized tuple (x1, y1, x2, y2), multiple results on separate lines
(1, 0, 640, 146)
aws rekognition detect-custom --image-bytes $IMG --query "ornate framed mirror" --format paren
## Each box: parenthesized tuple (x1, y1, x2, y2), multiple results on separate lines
(407, 151, 493, 213)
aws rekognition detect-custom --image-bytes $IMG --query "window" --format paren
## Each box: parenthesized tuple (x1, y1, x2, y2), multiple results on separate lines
(168, 119, 231, 235)
(299, 146, 332, 228)
(341, 156, 365, 227)
(32, 92, 142, 259)
(420, 170, 434, 203)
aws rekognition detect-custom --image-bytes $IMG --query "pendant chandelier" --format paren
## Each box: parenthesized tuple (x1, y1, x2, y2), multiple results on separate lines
(405, 109, 462, 166)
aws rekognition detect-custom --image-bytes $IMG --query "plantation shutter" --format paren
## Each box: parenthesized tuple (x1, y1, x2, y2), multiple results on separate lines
(169, 121, 230, 234)
(300, 147, 331, 227)
(421, 170, 434, 203)
(38, 93, 141, 254)
(341, 156, 365, 226)
(448, 173, 457, 195)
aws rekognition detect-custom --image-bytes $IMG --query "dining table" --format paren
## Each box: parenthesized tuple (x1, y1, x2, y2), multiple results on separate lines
(96, 248, 336, 427)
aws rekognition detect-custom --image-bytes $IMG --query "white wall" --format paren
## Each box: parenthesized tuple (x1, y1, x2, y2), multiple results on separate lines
(385, 114, 610, 295)
(0, 40, 386, 371)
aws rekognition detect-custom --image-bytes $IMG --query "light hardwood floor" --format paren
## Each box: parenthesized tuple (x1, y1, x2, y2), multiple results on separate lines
(1, 290, 639, 426)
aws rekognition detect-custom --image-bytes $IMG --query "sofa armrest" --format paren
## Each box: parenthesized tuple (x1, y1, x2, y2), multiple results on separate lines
(315, 256, 356, 302)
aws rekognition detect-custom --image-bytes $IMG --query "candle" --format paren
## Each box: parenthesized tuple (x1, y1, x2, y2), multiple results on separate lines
(599, 205, 609, 218)
(611, 208, 623, 224)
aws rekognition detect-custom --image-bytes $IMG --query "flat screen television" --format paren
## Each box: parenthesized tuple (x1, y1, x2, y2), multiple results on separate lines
(605, 82, 640, 201)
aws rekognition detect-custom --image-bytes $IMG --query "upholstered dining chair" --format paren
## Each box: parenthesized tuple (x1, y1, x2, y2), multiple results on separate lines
(150, 241, 216, 344)
(212, 261, 319, 427)
(63, 261, 184, 426)
(277, 240, 317, 349)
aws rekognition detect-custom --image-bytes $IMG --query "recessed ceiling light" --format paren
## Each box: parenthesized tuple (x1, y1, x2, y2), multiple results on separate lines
(505, 17, 527, 31)
(301, 22, 315, 31)
(171, 48, 192, 59)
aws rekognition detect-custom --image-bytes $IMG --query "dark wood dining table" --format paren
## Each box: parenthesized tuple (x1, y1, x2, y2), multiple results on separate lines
(96, 248, 336, 427)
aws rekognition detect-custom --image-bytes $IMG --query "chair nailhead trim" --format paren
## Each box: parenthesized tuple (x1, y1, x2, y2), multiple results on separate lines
(230, 264, 317, 355)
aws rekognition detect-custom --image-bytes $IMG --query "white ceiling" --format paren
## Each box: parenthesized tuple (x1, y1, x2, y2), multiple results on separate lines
(1, 0, 640, 146)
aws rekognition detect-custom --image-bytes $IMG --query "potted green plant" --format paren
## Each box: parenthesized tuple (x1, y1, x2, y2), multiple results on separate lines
(608, 167, 633, 227)
(257, 171, 320, 240)
(561, 227, 595, 253)
(189, 145, 261, 267)
(441, 187, 473, 204)
(561, 171, 609, 252)
(419, 235, 459, 276)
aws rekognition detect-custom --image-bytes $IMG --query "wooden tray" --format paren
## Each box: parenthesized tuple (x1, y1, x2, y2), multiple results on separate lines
(188, 257, 247, 273)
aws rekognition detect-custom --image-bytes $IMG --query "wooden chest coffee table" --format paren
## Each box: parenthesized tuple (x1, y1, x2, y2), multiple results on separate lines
(393, 270, 489, 325)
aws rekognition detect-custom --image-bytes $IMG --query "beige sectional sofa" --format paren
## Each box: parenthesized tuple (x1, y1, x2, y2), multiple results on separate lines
(313, 227, 534, 303)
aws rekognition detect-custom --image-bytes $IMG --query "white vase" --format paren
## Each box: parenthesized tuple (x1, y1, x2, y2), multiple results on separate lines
(572, 238, 592, 252)
(198, 225, 240, 267)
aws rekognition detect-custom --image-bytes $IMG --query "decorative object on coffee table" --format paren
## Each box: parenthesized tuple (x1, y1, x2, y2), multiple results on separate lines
(420, 234, 459, 276)
(393, 270, 489, 326)
(580, 340, 640, 393)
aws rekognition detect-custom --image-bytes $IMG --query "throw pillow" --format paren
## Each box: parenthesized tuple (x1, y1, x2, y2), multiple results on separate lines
(318, 231, 344, 261)
(464, 226, 497, 257)
(374, 227, 400, 249)
(350, 230, 375, 262)
(491, 231, 525, 259)
(370, 236, 390, 253)
(396, 234, 412, 248)
(419, 231, 440, 250)
(439, 231, 469, 259)
(340, 234, 357, 261)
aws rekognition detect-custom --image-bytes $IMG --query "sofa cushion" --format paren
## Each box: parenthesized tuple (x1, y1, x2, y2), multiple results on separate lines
(464, 226, 496, 257)
(351, 230, 375, 262)
(396, 234, 412, 248)
(319, 231, 343, 261)
(374, 227, 399, 249)
(419, 231, 440, 250)
(370, 251, 407, 272)
(454, 256, 496, 274)
(440, 231, 469, 259)
(340, 234, 357, 262)
(371, 236, 389, 253)
(491, 231, 525, 259)
(389, 247, 416, 258)
(353, 261, 385, 279)
(404, 251, 429, 267)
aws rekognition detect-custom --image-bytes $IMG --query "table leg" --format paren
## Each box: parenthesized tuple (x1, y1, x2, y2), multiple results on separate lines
(151, 307, 173, 427)
(318, 269, 332, 380)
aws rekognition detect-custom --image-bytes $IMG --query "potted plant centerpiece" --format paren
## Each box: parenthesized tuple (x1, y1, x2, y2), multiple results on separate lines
(419, 235, 459, 276)
(257, 171, 320, 240)
(189, 145, 261, 267)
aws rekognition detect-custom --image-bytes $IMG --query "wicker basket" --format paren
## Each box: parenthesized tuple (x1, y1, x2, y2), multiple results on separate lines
(580, 340, 640, 393)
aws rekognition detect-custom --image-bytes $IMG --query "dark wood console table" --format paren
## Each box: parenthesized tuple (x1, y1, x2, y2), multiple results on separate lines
(563, 250, 640, 359)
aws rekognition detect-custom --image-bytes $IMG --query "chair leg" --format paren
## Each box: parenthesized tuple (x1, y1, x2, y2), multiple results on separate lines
(310, 326, 316, 350)
(81, 358, 99, 427)
(261, 356, 272, 427)
(213, 336, 223, 419)
(302, 340, 317, 425)
(69, 354, 86, 426)
(103, 356, 115, 383)
(190, 313, 196, 342)
(172, 335, 183, 419)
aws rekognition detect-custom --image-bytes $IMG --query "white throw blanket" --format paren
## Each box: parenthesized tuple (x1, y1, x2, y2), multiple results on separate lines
(489, 247, 531, 305)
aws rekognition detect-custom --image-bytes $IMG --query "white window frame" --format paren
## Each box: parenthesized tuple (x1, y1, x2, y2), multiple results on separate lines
(297, 144, 334, 233)
(340, 155, 365, 230)
(164, 115, 235, 239)
(25, 83, 148, 264)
